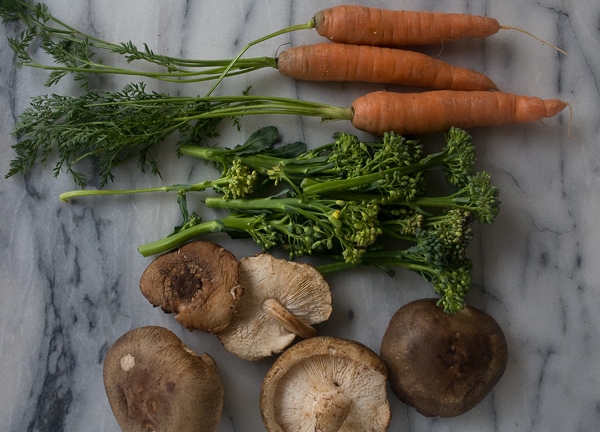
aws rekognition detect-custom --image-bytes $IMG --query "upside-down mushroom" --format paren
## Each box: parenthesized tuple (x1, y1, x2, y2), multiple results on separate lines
(380, 298, 508, 417)
(217, 253, 332, 361)
(260, 336, 391, 432)
(103, 326, 224, 432)
(140, 241, 243, 333)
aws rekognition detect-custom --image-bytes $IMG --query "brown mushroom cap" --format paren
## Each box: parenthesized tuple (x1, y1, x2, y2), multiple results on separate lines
(380, 298, 508, 417)
(260, 336, 391, 432)
(103, 326, 224, 432)
(140, 241, 243, 333)
(217, 253, 332, 361)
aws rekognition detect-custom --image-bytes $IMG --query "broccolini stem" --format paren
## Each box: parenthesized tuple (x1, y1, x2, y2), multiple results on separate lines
(59, 186, 176, 202)
(137, 215, 260, 257)
(204, 195, 331, 214)
(178, 145, 337, 179)
(137, 220, 222, 257)
(58, 178, 232, 202)
(301, 164, 421, 198)
(316, 249, 472, 313)
(316, 249, 429, 276)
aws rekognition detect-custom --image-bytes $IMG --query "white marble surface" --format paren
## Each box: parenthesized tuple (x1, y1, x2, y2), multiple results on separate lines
(1, 0, 599, 431)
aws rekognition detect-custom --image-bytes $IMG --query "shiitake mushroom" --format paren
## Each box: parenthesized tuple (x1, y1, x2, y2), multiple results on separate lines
(380, 298, 508, 417)
(260, 336, 391, 431)
(103, 326, 224, 432)
(217, 253, 332, 361)
(139, 241, 243, 333)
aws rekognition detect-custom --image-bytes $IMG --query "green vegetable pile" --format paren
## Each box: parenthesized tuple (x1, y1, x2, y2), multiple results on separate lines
(3, 0, 501, 313)
(61, 126, 499, 313)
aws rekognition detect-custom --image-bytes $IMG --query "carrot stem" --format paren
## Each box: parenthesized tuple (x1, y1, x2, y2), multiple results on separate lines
(85, 93, 352, 123)
(205, 20, 316, 96)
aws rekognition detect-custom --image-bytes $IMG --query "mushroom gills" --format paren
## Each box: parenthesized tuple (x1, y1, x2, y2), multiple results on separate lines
(260, 336, 391, 432)
(217, 253, 332, 361)
(314, 389, 352, 432)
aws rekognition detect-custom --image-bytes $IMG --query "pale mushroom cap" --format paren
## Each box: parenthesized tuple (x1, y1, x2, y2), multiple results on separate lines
(217, 253, 332, 361)
(140, 241, 243, 333)
(260, 336, 391, 432)
(103, 326, 224, 432)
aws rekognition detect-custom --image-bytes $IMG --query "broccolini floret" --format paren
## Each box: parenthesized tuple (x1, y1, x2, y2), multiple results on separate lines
(204, 196, 381, 264)
(299, 127, 477, 204)
(410, 171, 500, 223)
(316, 247, 473, 313)
(421, 126, 477, 188)
(59, 157, 260, 202)
(214, 159, 260, 199)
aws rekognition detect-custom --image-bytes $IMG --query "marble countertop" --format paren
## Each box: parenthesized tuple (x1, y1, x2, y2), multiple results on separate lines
(1, 0, 599, 431)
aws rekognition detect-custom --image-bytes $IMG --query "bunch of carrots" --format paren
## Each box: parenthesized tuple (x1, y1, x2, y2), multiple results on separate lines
(215, 4, 570, 135)
(4, 1, 570, 146)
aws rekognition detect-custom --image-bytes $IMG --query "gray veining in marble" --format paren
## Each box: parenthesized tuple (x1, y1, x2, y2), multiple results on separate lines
(1, 0, 599, 431)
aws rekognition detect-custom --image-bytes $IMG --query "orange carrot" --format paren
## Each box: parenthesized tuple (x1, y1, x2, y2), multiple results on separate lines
(207, 5, 565, 95)
(277, 43, 498, 91)
(313, 5, 564, 52)
(350, 90, 568, 135)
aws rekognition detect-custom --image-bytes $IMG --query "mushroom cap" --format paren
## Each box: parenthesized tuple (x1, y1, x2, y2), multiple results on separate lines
(103, 326, 224, 432)
(260, 336, 391, 432)
(380, 298, 508, 417)
(140, 241, 243, 333)
(217, 253, 332, 361)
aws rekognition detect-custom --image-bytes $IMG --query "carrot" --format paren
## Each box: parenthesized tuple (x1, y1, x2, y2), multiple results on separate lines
(203, 5, 564, 95)
(350, 90, 569, 135)
(314, 5, 566, 53)
(276, 43, 498, 91)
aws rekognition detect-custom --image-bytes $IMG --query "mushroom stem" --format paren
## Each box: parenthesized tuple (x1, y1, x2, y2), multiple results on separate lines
(262, 297, 316, 339)
(314, 390, 352, 432)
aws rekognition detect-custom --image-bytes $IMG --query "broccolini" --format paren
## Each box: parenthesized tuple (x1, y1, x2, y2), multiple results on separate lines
(63, 126, 495, 312)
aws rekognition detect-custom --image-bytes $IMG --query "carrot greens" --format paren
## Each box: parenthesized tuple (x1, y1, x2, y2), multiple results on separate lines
(1, 0, 308, 88)
(8, 82, 351, 186)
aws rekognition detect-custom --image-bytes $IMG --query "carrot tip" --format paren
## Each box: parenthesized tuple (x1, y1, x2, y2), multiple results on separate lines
(500, 25, 568, 56)
(544, 98, 569, 117)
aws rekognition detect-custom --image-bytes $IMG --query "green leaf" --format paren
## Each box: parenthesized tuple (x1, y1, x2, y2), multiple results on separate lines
(232, 125, 279, 155)
(262, 141, 307, 158)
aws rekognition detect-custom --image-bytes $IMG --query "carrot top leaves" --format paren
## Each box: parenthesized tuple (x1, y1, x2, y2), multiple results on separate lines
(2, 0, 279, 87)
(7, 81, 354, 187)
(7, 82, 224, 186)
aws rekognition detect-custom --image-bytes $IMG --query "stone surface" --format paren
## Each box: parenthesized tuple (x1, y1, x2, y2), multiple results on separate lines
(1, 1, 598, 431)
